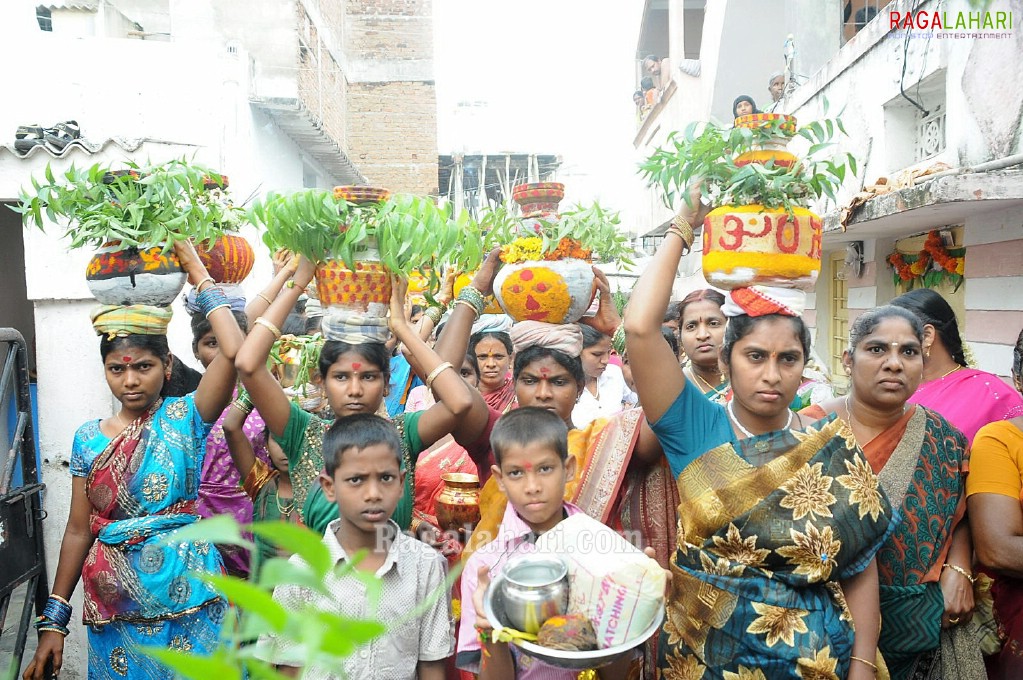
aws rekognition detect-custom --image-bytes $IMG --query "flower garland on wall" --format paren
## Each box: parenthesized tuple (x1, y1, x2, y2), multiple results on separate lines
(886, 230, 965, 291)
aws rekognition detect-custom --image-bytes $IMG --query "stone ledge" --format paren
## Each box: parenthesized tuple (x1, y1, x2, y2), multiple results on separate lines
(823, 168, 1023, 241)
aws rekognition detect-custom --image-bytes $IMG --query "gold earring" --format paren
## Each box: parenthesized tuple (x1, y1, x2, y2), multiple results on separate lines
(924, 347, 931, 358)
(844, 365, 851, 375)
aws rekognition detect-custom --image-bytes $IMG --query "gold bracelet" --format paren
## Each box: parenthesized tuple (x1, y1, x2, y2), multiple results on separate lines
(256, 292, 273, 306)
(425, 362, 453, 390)
(231, 399, 254, 415)
(669, 212, 695, 249)
(452, 298, 481, 319)
(849, 656, 878, 674)
(254, 317, 282, 340)
(942, 563, 977, 584)
(49, 594, 71, 606)
(195, 276, 216, 293)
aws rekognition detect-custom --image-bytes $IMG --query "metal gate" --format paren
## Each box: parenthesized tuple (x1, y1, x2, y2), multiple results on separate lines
(0, 329, 47, 678)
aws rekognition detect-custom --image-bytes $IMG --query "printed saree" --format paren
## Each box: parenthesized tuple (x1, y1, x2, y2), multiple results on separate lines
(860, 406, 984, 680)
(659, 415, 895, 679)
(81, 396, 226, 676)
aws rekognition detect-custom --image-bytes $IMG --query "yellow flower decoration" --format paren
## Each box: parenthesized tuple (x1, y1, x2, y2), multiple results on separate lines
(796, 646, 840, 680)
(779, 462, 837, 521)
(836, 455, 884, 521)
(710, 523, 771, 569)
(746, 602, 809, 648)
(776, 523, 841, 583)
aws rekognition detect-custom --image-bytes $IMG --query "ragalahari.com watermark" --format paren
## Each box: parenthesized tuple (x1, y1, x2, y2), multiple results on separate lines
(887, 8, 1014, 39)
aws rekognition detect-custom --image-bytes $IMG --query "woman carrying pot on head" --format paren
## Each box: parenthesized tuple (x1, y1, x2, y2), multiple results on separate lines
(891, 288, 1023, 445)
(801, 305, 984, 679)
(623, 187, 894, 679)
(24, 240, 245, 680)
(185, 248, 299, 577)
(677, 288, 730, 404)
(967, 326, 1023, 679)
(437, 250, 677, 560)
(234, 257, 478, 538)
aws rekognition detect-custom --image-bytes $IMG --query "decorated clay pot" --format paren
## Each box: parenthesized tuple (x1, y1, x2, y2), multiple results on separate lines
(314, 260, 391, 313)
(435, 473, 481, 534)
(85, 243, 186, 306)
(494, 258, 595, 324)
(701, 204, 822, 290)
(195, 234, 255, 284)
(334, 185, 391, 205)
(512, 182, 565, 218)
(734, 114, 799, 168)
(454, 273, 503, 314)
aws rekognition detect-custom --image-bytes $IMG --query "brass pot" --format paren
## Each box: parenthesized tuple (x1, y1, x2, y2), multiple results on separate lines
(435, 472, 481, 534)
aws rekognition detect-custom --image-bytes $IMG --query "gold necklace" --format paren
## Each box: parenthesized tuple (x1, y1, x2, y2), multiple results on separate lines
(938, 366, 963, 379)
(114, 411, 130, 430)
(689, 367, 724, 394)
(275, 493, 295, 516)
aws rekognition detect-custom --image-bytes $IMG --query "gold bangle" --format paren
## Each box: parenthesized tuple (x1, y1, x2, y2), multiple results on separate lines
(256, 292, 273, 306)
(453, 298, 481, 319)
(668, 213, 695, 249)
(254, 317, 282, 340)
(195, 276, 216, 293)
(231, 399, 254, 414)
(849, 656, 878, 674)
(49, 594, 71, 606)
(425, 362, 453, 390)
(942, 563, 977, 584)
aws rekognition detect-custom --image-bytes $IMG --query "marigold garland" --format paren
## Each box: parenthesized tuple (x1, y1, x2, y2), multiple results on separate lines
(499, 237, 593, 264)
(885, 230, 965, 290)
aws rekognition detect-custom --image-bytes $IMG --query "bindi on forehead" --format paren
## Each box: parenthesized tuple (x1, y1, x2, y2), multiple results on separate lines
(122, 356, 133, 364)
(351, 362, 362, 371)
(523, 461, 533, 471)
(539, 367, 550, 377)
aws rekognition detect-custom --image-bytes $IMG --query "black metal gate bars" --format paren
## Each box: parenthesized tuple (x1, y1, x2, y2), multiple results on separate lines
(0, 329, 47, 678)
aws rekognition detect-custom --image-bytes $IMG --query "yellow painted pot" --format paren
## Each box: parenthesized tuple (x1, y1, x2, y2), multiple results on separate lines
(314, 260, 391, 312)
(493, 258, 595, 324)
(701, 205, 822, 290)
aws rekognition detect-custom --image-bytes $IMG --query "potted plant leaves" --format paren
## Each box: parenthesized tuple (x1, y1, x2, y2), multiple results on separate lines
(16, 158, 248, 305)
(488, 185, 632, 324)
(250, 186, 482, 317)
(639, 110, 857, 291)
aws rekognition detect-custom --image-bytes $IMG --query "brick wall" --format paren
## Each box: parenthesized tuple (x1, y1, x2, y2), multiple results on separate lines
(346, 80, 438, 194)
(297, 3, 349, 153)
(343, 0, 437, 194)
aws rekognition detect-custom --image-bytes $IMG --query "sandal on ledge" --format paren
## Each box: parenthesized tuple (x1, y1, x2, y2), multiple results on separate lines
(44, 119, 81, 151)
(14, 124, 45, 152)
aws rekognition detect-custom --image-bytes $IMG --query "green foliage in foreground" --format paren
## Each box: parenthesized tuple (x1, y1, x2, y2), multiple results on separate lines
(144, 515, 458, 679)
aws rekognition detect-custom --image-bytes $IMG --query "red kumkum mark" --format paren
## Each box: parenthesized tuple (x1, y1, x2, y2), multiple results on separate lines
(523, 461, 533, 471)
(351, 362, 362, 371)
(539, 368, 550, 377)
(122, 356, 133, 364)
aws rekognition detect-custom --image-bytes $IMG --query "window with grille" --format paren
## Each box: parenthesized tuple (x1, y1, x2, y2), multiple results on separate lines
(830, 251, 849, 393)
(36, 6, 52, 32)
(916, 106, 946, 161)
